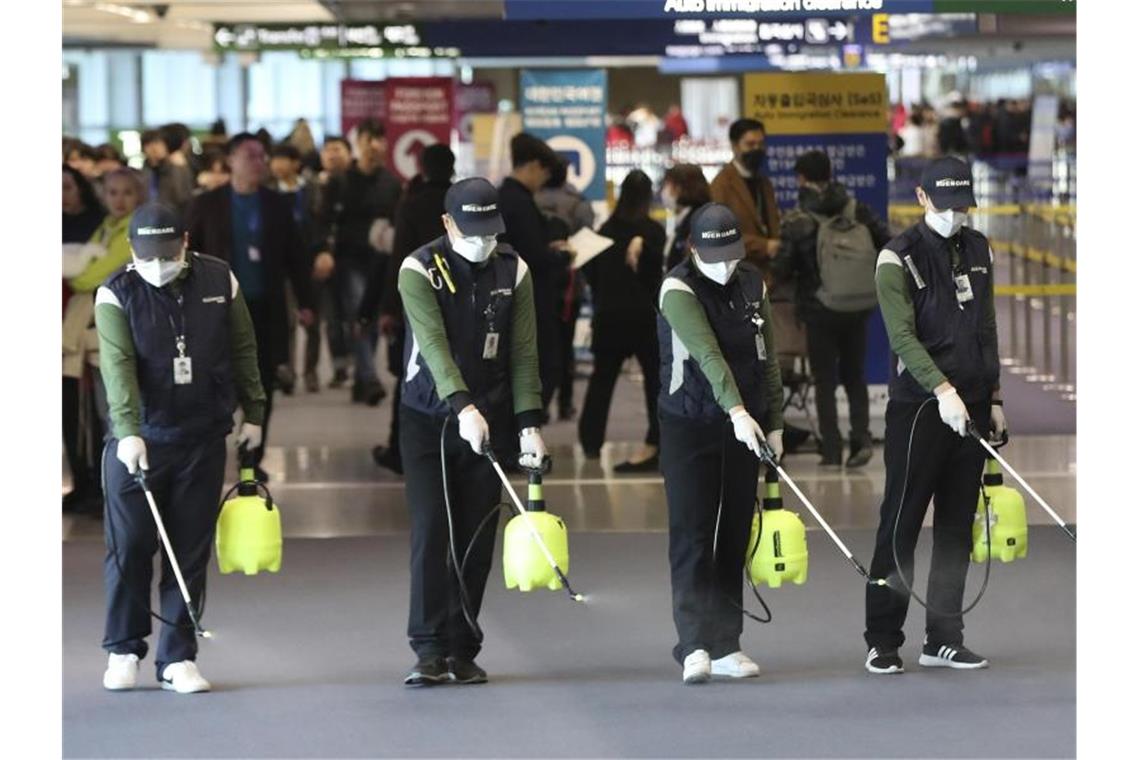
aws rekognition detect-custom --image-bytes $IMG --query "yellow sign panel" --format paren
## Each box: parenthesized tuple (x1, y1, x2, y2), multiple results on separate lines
(872, 13, 890, 45)
(743, 72, 887, 135)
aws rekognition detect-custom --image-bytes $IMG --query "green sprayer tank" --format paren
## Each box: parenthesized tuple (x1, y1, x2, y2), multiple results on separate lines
(216, 466, 282, 575)
(746, 467, 809, 588)
(503, 468, 570, 592)
(972, 458, 1028, 563)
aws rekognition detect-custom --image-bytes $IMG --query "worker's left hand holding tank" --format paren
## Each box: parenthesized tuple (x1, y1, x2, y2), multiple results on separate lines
(766, 429, 784, 462)
(990, 403, 1008, 442)
(235, 422, 263, 451)
(519, 426, 547, 469)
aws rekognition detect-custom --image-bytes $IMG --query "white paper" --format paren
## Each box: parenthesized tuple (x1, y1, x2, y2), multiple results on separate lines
(566, 227, 614, 269)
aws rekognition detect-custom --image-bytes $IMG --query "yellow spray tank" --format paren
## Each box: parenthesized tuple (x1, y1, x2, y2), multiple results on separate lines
(502, 465, 570, 592)
(747, 467, 809, 588)
(216, 463, 282, 575)
(972, 457, 1028, 563)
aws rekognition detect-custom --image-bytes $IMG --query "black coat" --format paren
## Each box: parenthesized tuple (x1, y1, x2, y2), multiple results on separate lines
(319, 163, 403, 262)
(664, 205, 697, 271)
(185, 185, 315, 366)
(583, 215, 665, 352)
(771, 182, 892, 323)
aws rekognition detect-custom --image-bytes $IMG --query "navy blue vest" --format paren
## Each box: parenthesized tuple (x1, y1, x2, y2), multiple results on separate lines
(884, 222, 1001, 404)
(657, 259, 771, 423)
(401, 237, 520, 428)
(106, 253, 238, 443)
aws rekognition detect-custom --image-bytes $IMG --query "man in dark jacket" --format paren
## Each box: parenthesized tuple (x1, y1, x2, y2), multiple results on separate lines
(497, 133, 568, 412)
(358, 144, 456, 473)
(772, 150, 892, 468)
(185, 132, 316, 478)
(141, 129, 194, 214)
(321, 119, 403, 406)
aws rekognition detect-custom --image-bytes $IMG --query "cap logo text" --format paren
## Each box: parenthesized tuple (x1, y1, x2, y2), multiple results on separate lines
(701, 229, 737, 239)
(461, 203, 497, 213)
(136, 226, 176, 236)
(934, 179, 971, 187)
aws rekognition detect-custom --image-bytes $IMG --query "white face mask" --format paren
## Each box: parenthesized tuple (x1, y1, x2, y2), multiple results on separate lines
(924, 207, 968, 238)
(133, 254, 186, 287)
(661, 186, 678, 211)
(450, 233, 497, 264)
(694, 256, 739, 285)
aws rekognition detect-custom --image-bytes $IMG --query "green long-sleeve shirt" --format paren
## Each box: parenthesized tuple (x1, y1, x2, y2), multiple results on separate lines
(94, 263, 266, 440)
(875, 246, 1000, 394)
(69, 214, 134, 294)
(398, 251, 543, 423)
(659, 278, 785, 433)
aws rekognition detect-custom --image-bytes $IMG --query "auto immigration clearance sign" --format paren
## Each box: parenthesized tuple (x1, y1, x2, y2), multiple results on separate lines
(743, 71, 886, 135)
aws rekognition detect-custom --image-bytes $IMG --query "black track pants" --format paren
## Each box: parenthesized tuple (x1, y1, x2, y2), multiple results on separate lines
(400, 406, 503, 660)
(102, 435, 226, 679)
(660, 411, 760, 664)
(864, 399, 990, 650)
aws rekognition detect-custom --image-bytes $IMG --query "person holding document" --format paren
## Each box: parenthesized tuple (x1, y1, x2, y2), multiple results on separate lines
(577, 170, 665, 471)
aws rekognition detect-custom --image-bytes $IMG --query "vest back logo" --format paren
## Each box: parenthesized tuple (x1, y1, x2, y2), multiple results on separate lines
(202, 295, 226, 304)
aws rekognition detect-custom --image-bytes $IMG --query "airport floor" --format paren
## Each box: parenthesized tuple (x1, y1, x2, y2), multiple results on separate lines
(62, 363, 1077, 758)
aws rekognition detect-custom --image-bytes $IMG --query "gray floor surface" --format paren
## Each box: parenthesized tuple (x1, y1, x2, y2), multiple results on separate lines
(63, 528, 1075, 759)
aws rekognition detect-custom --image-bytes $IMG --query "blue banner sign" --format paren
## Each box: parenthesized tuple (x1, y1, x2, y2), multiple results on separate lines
(519, 69, 608, 201)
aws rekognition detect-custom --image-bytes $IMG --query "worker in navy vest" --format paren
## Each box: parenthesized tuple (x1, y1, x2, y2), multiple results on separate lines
(657, 203, 785, 685)
(396, 178, 545, 687)
(93, 203, 266, 694)
(864, 157, 1005, 676)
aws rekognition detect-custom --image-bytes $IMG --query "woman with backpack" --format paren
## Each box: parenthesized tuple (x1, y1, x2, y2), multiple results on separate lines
(771, 150, 892, 468)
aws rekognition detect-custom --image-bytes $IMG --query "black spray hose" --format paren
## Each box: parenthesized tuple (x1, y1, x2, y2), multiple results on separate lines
(713, 423, 772, 624)
(439, 417, 489, 642)
(100, 445, 211, 638)
(886, 397, 993, 618)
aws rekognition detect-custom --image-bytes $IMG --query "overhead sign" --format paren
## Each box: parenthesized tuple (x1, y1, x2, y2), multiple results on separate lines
(213, 23, 457, 57)
(504, 0, 935, 20)
(743, 71, 890, 381)
(385, 77, 454, 182)
(340, 79, 387, 139)
(519, 69, 608, 201)
(743, 71, 886, 134)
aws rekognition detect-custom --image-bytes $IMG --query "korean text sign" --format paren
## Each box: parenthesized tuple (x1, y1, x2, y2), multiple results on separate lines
(520, 69, 608, 201)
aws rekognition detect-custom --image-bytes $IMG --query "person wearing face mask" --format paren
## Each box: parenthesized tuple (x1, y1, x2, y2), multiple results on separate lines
(863, 156, 1004, 675)
(657, 203, 785, 685)
(709, 119, 781, 265)
(396, 178, 546, 687)
(93, 202, 266, 694)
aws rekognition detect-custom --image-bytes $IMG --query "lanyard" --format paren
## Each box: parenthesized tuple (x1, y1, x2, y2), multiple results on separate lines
(165, 293, 188, 358)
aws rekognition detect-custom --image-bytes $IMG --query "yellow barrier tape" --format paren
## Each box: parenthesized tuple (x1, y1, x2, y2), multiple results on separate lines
(990, 240, 1077, 273)
(994, 284, 1076, 297)
(889, 203, 1075, 224)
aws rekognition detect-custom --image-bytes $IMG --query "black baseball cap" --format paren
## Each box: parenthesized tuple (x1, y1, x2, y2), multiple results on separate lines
(444, 177, 506, 237)
(129, 202, 185, 260)
(688, 203, 745, 263)
(920, 157, 977, 210)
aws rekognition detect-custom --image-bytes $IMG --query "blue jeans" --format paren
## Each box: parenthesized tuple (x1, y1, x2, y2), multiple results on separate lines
(335, 258, 380, 385)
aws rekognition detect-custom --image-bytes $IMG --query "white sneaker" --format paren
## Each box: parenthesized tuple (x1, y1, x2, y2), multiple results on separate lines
(102, 653, 139, 691)
(682, 649, 711, 684)
(711, 651, 760, 678)
(160, 661, 211, 694)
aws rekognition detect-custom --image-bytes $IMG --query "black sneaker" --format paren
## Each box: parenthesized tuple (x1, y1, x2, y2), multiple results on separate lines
(447, 657, 488, 685)
(304, 371, 320, 394)
(865, 647, 904, 675)
(846, 446, 873, 468)
(352, 380, 387, 406)
(372, 445, 403, 475)
(404, 656, 449, 687)
(919, 642, 989, 670)
(613, 453, 659, 473)
(329, 368, 349, 389)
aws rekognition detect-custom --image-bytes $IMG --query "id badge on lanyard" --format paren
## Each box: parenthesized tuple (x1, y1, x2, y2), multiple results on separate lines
(954, 273, 974, 306)
(482, 298, 500, 360)
(168, 304, 192, 384)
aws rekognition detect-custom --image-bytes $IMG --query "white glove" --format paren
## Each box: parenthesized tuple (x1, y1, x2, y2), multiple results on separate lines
(730, 406, 765, 458)
(519, 427, 548, 469)
(116, 436, 149, 475)
(990, 404, 1008, 442)
(368, 219, 395, 252)
(936, 386, 969, 437)
(235, 422, 263, 450)
(458, 405, 490, 455)
(766, 429, 784, 463)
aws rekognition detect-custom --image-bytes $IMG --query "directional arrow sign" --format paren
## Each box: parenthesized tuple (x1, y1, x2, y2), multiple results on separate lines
(830, 22, 850, 40)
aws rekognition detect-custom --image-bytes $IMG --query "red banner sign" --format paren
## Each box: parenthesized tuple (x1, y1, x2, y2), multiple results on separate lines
(384, 76, 454, 182)
(339, 79, 386, 138)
